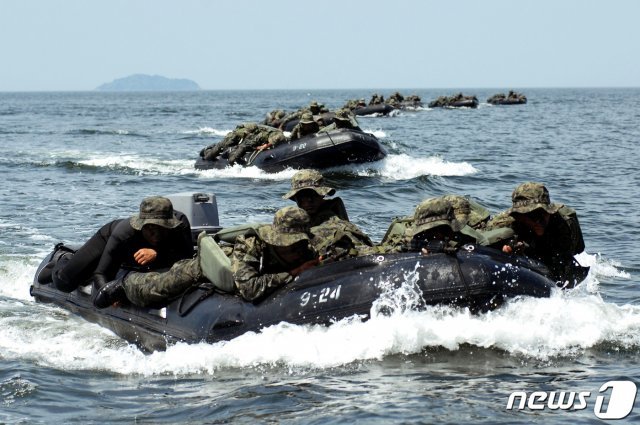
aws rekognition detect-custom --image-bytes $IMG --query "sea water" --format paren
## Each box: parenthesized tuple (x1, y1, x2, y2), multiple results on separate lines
(0, 89, 638, 423)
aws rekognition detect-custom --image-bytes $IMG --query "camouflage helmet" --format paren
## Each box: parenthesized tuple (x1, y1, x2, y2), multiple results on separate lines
(309, 101, 320, 112)
(282, 169, 336, 200)
(244, 122, 258, 132)
(509, 182, 561, 215)
(442, 194, 491, 228)
(130, 196, 181, 230)
(334, 108, 352, 122)
(268, 131, 287, 145)
(300, 112, 314, 124)
(258, 206, 311, 247)
(410, 197, 461, 237)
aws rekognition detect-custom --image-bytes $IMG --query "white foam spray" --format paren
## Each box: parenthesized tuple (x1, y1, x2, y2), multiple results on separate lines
(1, 252, 636, 376)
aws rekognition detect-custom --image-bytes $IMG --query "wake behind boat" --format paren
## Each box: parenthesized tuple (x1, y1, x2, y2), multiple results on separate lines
(30, 193, 559, 352)
(194, 128, 387, 172)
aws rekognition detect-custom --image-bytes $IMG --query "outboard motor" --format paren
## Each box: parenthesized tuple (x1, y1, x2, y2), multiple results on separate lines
(165, 192, 222, 243)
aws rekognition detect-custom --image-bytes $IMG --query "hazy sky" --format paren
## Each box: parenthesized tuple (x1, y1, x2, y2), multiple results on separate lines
(1, 0, 639, 91)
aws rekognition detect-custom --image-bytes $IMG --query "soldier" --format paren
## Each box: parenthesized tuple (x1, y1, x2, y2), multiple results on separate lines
(289, 112, 320, 141)
(227, 126, 287, 164)
(94, 206, 320, 308)
(485, 182, 586, 284)
(342, 99, 359, 111)
(369, 93, 385, 105)
(319, 109, 362, 132)
(263, 109, 287, 127)
(254, 131, 288, 152)
(387, 91, 405, 107)
(379, 197, 488, 254)
(38, 197, 193, 294)
(200, 122, 259, 161)
(308, 100, 329, 115)
(283, 169, 373, 261)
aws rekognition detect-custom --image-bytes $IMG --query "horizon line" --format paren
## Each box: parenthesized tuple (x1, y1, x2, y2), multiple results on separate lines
(1, 85, 639, 93)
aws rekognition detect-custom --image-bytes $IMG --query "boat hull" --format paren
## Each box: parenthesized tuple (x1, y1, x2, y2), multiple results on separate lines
(31, 244, 556, 352)
(194, 129, 387, 172)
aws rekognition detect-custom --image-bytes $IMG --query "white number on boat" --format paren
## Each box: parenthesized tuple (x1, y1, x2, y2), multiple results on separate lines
(300, 284, 342, 307)
(293, 143, 307, 152)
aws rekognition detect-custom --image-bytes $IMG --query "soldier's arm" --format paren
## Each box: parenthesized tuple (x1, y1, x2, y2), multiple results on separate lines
(231, 235, 293, 302)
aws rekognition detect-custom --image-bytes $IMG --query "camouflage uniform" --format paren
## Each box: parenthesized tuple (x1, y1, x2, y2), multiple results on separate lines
(319, 109, 362, 132)
(263, 109, 287, 127)
(308, 101, 329, 115)
(387, 91, 404, 107)
(227, 126, 287, 164)
(232, 206, 316, 301)
(369, 93, 385, 105)
(376, 197, 486, 254)
(122, 207, 316, 307)
(378, 195, 493, 252)
(200, 122, 259, 161)
(343, 99, 360, 111)
(289, 113, 320, 141)
(283, 169, 373, 261)
(124, 257, 202, 308)
(485, 182, 585, 282)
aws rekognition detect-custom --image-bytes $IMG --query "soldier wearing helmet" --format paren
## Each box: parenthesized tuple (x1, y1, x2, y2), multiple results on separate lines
(485, 182, 586, 284)
(94, 206, 320, 308)
(289, 112, 320, 141)
(227, 125, 287, 165)
(199, 122, 260, 162)
(283, 169, 373, 261)
(376, 195, 494, 255)
(319, 109, 362, 132)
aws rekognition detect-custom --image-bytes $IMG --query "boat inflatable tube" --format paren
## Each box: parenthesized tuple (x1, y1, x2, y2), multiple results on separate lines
(194, 128, 387, 172)
(31, 243, 557, 352)
(30, 192, 560, 352)
(352, 104, 395, 116)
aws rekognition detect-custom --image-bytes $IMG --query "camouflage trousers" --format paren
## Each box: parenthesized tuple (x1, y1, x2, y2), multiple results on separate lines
(123, 258, 202, 308)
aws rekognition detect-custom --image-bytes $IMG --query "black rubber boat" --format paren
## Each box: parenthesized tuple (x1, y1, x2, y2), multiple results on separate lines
(194, 128, 387, 172)
(487, 98, 527, 105)
(29, 192, 560, 352)
(31, 243, 557, 352)
(352, 104, 395, 116)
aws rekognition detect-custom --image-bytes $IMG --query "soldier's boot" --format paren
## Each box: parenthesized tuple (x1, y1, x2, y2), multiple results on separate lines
(93, 277, 126, 309)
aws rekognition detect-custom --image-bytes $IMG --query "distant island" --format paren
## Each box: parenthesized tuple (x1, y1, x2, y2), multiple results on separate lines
(96, 74, 200, 91)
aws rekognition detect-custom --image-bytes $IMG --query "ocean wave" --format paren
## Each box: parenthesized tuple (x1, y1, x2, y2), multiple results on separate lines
(182, 127, 231, 137)
(194, 154, 476, 181)
(330, 154, 478, 180)
(196, 164, 298, 181)
(65, 129, 148, 137)
(22, 154, 196, 176)
(0, 252, 637, 375)
(77, 155, 195, 175)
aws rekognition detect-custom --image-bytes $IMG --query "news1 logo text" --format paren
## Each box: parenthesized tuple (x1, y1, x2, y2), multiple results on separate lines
(507, 380, 637, 419)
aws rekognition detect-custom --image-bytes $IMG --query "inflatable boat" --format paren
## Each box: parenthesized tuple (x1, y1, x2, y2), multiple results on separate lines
(352, 104, 395, 116)
(194, 128, 387, 172)
(428, 95, 479, 109)
(487, 95, 527, 105)
(30, 193, 560, 352)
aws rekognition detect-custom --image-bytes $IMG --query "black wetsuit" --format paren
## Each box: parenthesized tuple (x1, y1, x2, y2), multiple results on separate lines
(53, 212, 193, 292)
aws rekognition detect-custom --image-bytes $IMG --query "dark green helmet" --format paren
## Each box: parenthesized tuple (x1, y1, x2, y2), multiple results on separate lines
(258, 206, 311, 247)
